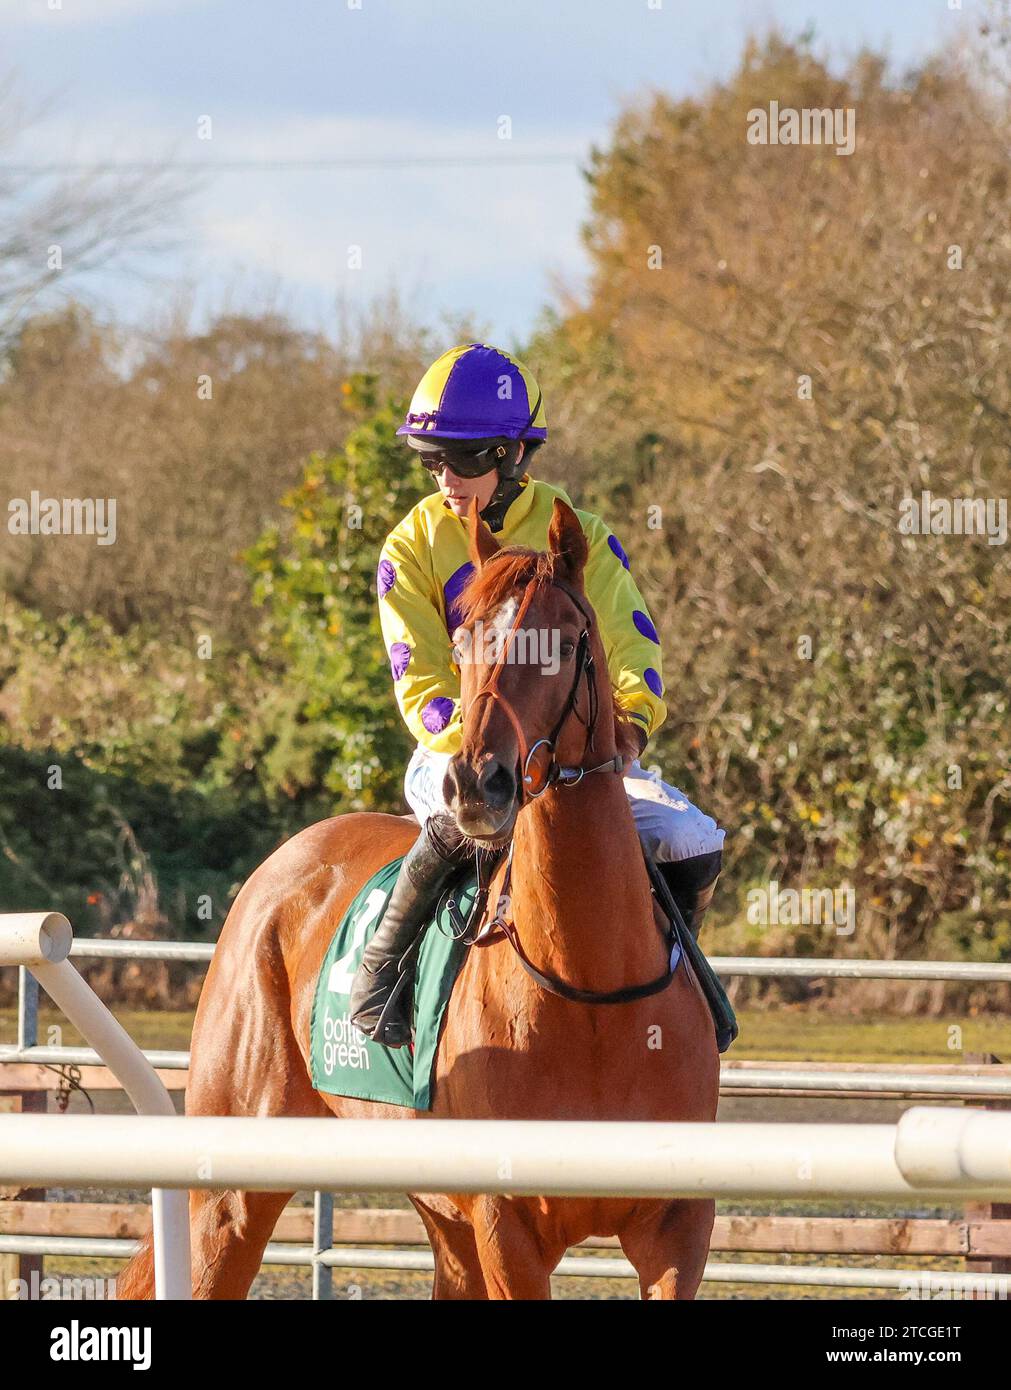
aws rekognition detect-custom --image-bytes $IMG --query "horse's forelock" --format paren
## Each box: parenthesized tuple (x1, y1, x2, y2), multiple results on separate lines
(457, 547, 557, 626)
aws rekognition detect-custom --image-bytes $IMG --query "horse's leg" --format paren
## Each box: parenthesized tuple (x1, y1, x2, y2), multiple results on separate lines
(119, 897, 330, 1300)
(116, 1187, 295, 1301)
(469, 1197, 564, 1300)
(181, 924, 331, 1299)
(618, 1199, 715, 1300)
(411, 1195, 488, 1300)
(188, 1188, 294, 1299)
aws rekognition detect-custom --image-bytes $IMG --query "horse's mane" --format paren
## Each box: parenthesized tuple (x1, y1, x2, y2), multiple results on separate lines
(459, 546, 640, 759)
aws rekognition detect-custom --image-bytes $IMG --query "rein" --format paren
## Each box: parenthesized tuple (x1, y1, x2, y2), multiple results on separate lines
(452, 571, 678, 1006)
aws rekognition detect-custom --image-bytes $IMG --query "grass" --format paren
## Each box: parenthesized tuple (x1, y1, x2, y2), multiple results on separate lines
(728, 1010, 1010, 1064)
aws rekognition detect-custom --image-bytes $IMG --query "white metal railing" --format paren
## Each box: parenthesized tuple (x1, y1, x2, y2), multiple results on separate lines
(1, 1234, 1005, 1296)
(1, 1109, 1010, 1200)
(0, 913, 191, 1300)
(712, 956, 1011, 982)
(3, 919, 1011, 1302)
(47, 936, 1011, 979)
(5, 938, 1009, 1094)
(4, 1044, 1010, 1098)
(1, 1106, 1010, 1299)
(718, 1065, 1011, 1097)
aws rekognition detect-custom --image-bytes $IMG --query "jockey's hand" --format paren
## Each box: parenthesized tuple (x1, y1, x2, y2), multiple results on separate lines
(621, 725, 648, 775)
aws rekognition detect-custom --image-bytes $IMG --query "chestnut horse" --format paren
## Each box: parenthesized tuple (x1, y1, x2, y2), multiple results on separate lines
(118, 500, 719, 1300)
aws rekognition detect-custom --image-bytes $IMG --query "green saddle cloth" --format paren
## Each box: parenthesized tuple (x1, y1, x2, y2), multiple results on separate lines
(309, 853, 738, 1111)
(310, 856, 475, 1109)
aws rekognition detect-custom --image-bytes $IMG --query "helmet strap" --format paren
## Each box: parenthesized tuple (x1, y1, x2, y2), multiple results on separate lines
(494, 438, 525, 481)
(479, 475, 524, 533)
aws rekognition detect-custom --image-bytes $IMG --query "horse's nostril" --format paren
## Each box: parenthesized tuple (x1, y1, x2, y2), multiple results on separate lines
(480, 760, 516, 810)
(444, 758, 466, 805)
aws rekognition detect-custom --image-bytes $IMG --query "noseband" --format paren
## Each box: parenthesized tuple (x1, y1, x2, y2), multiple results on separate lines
(464, 575, 622, 804)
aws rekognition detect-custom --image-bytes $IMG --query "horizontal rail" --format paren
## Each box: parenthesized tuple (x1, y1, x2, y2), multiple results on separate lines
(1, 1234, 1002, 1294)
(4, 938, 1010, 981)
(304, 1246, 1009, 1292)
(0, 1045, 189, 1069)
(899, 1108, 1011, 1188)
(4, 1044, 1007, 1098)
(68, 940, 215, 963)
(719, 1066, 1011, 1098)
(9, 1200, 1011, 1256)
(711, 956, 1011, 982)
(1, 1112, 1011, 1201)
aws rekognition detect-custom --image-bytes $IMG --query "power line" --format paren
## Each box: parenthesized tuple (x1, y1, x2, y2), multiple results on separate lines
(0, 153, 585, 174)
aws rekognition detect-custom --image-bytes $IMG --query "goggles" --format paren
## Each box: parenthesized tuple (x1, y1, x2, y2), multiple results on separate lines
(418, 442, 509, 479)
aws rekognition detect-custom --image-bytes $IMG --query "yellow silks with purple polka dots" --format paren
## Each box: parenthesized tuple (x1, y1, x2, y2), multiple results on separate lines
(377, 476, 666, 755)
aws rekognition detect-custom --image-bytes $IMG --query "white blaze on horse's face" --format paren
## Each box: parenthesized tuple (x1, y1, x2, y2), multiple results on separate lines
(485, 597, 519, 664)
(445, 597, 527, 842)
(476, 597, 560, 675)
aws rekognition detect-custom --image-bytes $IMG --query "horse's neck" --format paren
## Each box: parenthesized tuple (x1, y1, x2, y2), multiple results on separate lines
(509, 772, 667, 995)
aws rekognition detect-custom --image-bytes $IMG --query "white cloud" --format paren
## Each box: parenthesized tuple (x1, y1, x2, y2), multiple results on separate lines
(193, 148, 583, 281)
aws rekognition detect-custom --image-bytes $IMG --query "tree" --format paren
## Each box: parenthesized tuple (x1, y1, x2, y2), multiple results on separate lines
(533, 36, 1011, 960)
(237, 378, 429, 810)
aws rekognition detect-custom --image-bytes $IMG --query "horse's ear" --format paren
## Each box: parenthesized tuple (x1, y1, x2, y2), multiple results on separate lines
(547, 498, 588, 583)
(468, 500, 501, 570)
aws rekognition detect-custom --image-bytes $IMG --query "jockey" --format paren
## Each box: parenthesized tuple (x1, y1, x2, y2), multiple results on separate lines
(349, 343, 724, 1046)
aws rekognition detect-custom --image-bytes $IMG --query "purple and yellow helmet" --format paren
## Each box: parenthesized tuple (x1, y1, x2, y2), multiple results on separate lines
(398, 343, 547, 443)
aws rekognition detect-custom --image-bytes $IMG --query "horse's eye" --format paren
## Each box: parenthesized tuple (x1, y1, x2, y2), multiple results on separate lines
(559, 639, 576, 659)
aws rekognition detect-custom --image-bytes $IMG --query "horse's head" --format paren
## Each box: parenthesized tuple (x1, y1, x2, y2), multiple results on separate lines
(445, 498, 635, 842)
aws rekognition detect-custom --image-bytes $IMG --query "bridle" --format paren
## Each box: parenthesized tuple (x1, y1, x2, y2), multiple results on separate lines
(464, 574, 622, 803)
(446, 571, 680, 1006)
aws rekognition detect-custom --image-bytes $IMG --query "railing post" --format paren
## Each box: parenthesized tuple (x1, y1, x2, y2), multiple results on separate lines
(3, 971, 43, 1299)
(963, 1053, 1011, 1292)
(0, 1092, 45, 1299)
(0, 913, 191, 1299)
(312, 1190, 334, 1301)
(17, 968, 38, 1051)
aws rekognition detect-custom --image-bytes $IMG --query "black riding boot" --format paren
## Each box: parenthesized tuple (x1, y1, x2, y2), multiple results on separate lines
(348, 814, 470, 1048)
(658, 851, 722, 940)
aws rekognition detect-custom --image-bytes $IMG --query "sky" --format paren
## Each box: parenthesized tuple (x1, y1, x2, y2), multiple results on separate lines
(1, 0, 974, 350)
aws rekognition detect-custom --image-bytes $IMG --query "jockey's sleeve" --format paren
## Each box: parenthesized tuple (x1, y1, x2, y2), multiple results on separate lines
(579, 512, 667, 743)
(377, 531, 463, 755)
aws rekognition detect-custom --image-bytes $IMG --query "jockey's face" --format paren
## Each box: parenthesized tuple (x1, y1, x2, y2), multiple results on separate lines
(435, 443, 524, 518)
